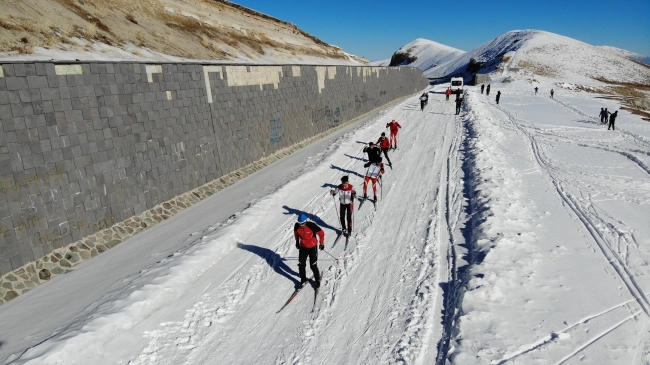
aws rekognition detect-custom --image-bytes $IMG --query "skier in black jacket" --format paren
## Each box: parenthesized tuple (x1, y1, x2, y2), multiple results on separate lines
(495, 91, 501, 105)
(486, 84, 491, 96)
(608, 111, 618, 130)
(363, 142, 381, 165)
(455, 95, 463, 115)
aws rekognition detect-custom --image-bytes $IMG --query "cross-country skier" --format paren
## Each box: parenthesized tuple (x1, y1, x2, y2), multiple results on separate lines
(376, 132, 392, 167)
(330, 176, 356, 237)
(363, 157, 385, 203)
(486, 84, 491, 96)
(445, 87, 452, 101)
(455, 95, 463, 115)
(420, 92, 428, 111)
(294, 214, 324, 288)
(496, 91, 501, 105)
(363, 141, 381, 164)
(481, 84, 485, 94)
(608, 110, 618, 130)
(386, 119, 401, 149)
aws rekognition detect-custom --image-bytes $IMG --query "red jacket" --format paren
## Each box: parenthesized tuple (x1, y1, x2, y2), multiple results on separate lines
(445, 89, 452, 96)
(294, 221, 324, 249)
(377, 136, 391, 149)
(386, 121, 401, 134)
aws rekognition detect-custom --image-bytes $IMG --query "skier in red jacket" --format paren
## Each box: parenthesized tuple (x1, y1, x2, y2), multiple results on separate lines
(376, 132, 392, 167)
(363, 157, 385, 202)
(386, 119, 401, 150)
(330, 175, 356, 237)
(294, 214, 324, 288)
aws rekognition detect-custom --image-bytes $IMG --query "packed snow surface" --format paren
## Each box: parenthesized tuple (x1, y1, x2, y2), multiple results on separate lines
(1, 77, 650, 364)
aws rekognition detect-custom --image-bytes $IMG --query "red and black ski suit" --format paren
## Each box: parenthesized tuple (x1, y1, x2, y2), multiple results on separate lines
(294, 221, 324, 284)
(332, 183, 356, 235)
(386, 121, 401, 148)
(363, 162, 385, 200)
(376, 136, 392, 165)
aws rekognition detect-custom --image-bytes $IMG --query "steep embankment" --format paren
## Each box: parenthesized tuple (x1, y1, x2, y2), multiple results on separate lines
(0, 0, 366, 64)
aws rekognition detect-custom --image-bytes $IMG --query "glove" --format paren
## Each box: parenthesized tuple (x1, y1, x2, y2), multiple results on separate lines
(295, 242, 300, 249)
(319, 244, 324, 250)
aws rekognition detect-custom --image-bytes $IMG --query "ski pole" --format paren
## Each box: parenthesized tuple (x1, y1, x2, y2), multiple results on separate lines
(332, 194, 342, 232)
(322, 249, 339, 263)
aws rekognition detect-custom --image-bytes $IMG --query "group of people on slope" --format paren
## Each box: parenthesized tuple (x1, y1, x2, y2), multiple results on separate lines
(599, 107, 618, 130)
(293, 119, 402, 289)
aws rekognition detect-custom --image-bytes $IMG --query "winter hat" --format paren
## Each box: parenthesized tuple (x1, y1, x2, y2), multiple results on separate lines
(381, 132, 386, 136)
(297, 213, 307, 223)
(368, 142, 374, 146)
(341, 176, 349, 183)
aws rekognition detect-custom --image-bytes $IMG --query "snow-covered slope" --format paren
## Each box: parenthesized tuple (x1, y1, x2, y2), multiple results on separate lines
(599, 45, 650, 66)
(426, 30, 650, 87)
(389, 38, 464, 71)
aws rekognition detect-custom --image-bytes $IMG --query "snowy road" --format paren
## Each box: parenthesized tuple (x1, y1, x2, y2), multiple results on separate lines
(2, 80, 649, 364)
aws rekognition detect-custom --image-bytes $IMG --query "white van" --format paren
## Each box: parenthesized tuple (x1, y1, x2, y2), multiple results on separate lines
(450, 77, 463, 91)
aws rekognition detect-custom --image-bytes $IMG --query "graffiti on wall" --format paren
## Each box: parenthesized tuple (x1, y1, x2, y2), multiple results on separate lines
(269, 118, 284, 145)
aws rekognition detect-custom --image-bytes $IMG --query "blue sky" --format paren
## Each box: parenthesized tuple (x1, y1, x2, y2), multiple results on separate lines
(234, 0, 650, 61)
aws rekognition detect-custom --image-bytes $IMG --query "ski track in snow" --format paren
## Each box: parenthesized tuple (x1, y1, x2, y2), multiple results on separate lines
(120, 91, 465, 365)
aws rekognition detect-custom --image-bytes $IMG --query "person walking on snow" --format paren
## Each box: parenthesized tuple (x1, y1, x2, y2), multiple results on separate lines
(486, 84, 491, 96)
(481, 84, 485, 94)
(604, 108, 611, 123)
(534, 87, 538, 94)
(550, 89, 554, 99)
(386, 119, 402, 149)
(599, 108, 607, 124)
(294, 214, 324, 288)
(330, 176, 356, 237)
(608, 110, 618, 130)
(420, 92, 428, 111)
(363, 157, 385, 202)
(363, 141, 381, 164)
(495, 91, 501, 105)
(445, 87, 452, 101)
(377, 132, 392, 167)
(455, 95, 463, 115)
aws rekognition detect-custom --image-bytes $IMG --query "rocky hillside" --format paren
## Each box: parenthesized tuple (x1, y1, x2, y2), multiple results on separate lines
(0, 0, 367, 64)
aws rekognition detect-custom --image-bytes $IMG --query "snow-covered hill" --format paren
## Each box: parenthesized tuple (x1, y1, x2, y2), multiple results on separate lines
(599, 45, 650, 65)
(424, 30, 650, 88)
(388, 38, 464, 71)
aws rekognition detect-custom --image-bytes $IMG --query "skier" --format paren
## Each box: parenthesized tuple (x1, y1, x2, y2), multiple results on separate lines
(599, 108, 606, 124)
(420, 92, 428, 111)
(481, 84, 485, 94)
(294, 214, 324, 288)
(486, 84, 491, 96)
(495, 91, 501, 105)
(376, 132, 392, 167)
(363, 157, 385, 203)
(330, 176, 356, 237)
(608, 110, 618, 130)
(550, 89, 554, 99)
(386, 119, 402, 149)
(363, 141, 381, 164)
(455, 95, 463, 115)
(445, 87, 452, 101)
(534, 87, 538, 94)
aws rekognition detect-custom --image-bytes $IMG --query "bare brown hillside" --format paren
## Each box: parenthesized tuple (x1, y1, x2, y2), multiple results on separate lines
(0, 0, 366, 63)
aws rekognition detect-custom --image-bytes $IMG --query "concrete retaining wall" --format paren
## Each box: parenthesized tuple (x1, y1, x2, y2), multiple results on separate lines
(0, 61, 428, 302)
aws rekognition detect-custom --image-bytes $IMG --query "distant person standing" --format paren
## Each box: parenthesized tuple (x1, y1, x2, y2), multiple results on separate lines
(550, 89, 554, 99)
(608, 110, 618, 130)
(486, 84, 491, 96)
(599, 108, 607, 124)
(604, 108, 611, 123)
(534, 87, 538, 94)
(481, 84, 485, 94)
(455, 95, 463, 115)
(495, 91, 501, 105)
(445, 87, 452, 101)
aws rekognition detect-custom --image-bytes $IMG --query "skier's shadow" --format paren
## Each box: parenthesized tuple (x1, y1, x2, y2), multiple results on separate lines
(345, 153, 366, 162)
(282, 206, 338, 233)
(321, 183, 338, 189)
(238, 243, 300, 287)
(331, 164, 364, 178)
(356, 141, 368, 145)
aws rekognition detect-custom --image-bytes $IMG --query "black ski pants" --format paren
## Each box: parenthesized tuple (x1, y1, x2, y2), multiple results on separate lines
(298, 247, 320, 283)
(381, 148, 391, 165)
(608, 120, 615, 130)
(339, 203, 353, 233)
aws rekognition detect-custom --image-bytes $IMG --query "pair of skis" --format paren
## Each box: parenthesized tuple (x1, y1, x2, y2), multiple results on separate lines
(332, 230, 351, 250)
(276, 277, 320, 314)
